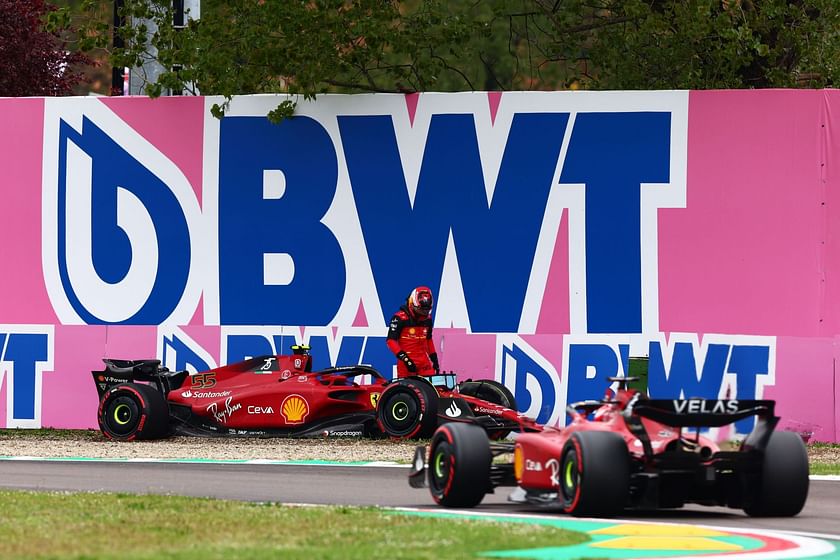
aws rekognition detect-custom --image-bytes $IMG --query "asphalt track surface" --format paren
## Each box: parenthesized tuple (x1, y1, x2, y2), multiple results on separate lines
(0, 460, 838, 538)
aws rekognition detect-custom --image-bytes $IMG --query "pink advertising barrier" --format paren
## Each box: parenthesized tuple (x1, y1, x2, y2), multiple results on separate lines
(0, 91, 837, 441)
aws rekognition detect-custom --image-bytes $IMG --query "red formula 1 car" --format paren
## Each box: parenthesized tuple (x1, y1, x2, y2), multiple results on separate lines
(92, 346, 390, 440)
(409, 377, 810, 518)
(92, 346, 538, 441)
(374, 373, 542, 440)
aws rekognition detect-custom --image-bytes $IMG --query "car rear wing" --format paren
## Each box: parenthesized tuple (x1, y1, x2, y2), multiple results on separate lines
(625, 396, 780, 455)
(632, 398, 776, 428)
(91, 359, 187, 399)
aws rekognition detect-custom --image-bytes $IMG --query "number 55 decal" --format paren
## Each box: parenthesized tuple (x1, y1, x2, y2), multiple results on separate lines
(191, 373, 216, 389)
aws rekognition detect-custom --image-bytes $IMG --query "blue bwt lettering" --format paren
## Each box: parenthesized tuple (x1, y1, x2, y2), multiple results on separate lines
(340, 113, 567, 332)
(1, 332, 50, 422)
(500, 342, 556, 424)
(560, 112, 671, 334)
(162, 332, 211, 373)
(57, 118, 192, 324)
(218, 116, 345, 325)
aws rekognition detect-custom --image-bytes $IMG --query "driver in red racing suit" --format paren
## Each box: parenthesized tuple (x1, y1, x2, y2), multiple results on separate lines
(386, 286, 440, 378)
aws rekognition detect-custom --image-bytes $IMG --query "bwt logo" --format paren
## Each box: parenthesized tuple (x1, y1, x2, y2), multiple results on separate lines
(41, 92, 688, 333)
(0, 326, 54, 428)
(496, 335, 562, 426)
(42, 102, 203, 326)
(498, 333, 775, 432)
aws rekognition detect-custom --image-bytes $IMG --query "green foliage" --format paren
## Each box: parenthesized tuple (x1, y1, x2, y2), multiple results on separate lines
(0, 0, 92, 96)
(492, 0, 840, 90)
(579, 0, 840, 89)
(73, 0, 488, 119)
(68, 0, 840, 118)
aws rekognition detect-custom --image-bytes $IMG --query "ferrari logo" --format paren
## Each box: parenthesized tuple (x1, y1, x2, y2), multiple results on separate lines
(370, 392, 381, 408)
(409, 328, 415, 335)
(281, 394, 310, 424)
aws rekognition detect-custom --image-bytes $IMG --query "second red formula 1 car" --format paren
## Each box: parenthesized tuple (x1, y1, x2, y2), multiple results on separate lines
(92, 346, 539, 441)
(374, 373, 542, 440)
(409, 377, 809, 518)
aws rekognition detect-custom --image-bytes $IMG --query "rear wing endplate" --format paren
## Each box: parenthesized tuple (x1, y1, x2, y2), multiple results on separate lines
(91, 359, 185, 399)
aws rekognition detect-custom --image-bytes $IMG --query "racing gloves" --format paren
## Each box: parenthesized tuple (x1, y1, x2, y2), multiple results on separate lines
(397, 351, 417, 372)
(430, 352, 440, 374)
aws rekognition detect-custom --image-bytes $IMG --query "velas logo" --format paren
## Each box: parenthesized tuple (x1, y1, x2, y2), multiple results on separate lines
(281, 394, 309, 424)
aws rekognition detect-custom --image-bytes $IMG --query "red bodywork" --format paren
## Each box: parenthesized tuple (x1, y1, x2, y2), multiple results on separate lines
(92, 353, 390, 438)
(166, 355, 388, 433)
(514, 389, 714, 491)
(433, 386, 543, 436)
(410, 382, 804, 517)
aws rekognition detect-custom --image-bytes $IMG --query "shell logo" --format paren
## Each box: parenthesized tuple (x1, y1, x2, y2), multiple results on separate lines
(281, 394, 310, 424)
(409, 328, 415, 335)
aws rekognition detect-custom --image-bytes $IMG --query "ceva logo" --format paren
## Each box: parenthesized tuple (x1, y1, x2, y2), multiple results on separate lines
(248, 405, 274, 414)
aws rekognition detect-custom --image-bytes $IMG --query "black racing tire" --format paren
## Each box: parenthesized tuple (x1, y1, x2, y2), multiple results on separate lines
(429, 422, 492, 508)
(559, 431, 630, 517)
(743, 431, 809, 517)
(376, 378, 439, 439)
(98, 383, 170, 441)
(458, 380, 517, 411)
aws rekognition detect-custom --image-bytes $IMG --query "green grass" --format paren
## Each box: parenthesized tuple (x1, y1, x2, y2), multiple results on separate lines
(0, 490, 587, 560)
(807, 442, 840, 475)
(809, 441, 840, 448)
(810, 462, 840, 475)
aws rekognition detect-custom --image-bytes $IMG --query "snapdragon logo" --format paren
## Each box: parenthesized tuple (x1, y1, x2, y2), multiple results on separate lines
(0, 325, 54, 428)
(41, 99, 203, 325)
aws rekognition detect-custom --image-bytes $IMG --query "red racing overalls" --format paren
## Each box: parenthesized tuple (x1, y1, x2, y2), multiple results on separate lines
(386, 305, 437, 378)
